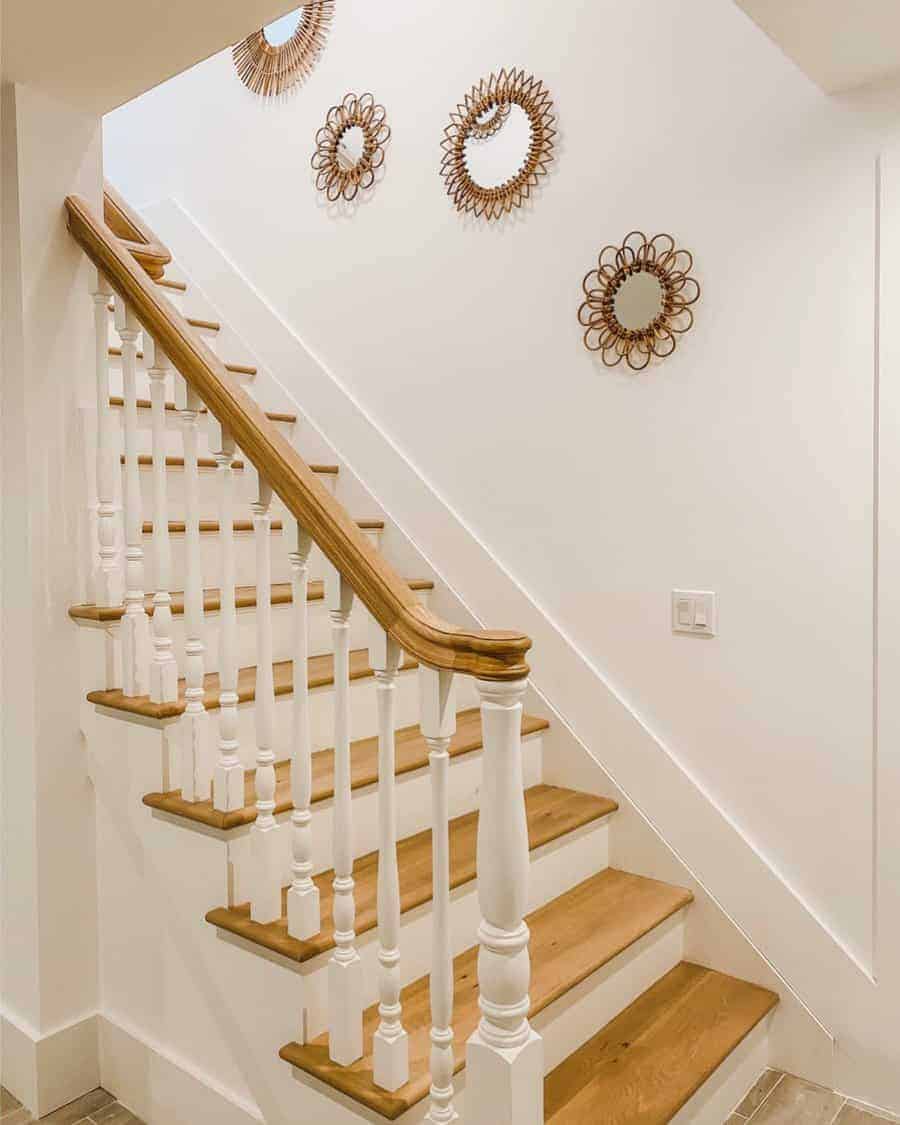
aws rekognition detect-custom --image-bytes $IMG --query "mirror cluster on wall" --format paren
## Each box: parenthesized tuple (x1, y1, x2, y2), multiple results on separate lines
(231, 11, 700, 369)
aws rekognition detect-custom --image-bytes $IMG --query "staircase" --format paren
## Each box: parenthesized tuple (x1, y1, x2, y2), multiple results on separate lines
(66, 186, 779, 1124)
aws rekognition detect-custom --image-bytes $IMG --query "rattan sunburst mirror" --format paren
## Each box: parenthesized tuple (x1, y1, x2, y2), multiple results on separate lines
(233, 2, 334, 99)
(440, 68, 556, 220)
(577, 232, 700, 370)
(311, 92, 391, 202)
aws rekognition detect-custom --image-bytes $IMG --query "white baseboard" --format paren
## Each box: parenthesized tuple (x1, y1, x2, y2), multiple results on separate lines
(1, 1009, 99, 1117)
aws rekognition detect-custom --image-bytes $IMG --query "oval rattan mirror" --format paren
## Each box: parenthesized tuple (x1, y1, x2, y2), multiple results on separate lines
(233, 2, 334, 99)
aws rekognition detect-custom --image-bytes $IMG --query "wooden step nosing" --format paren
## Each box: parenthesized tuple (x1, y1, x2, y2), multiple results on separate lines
(108, 395, 297, 424)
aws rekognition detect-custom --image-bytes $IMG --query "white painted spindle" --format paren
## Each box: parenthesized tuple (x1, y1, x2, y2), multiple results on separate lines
(372, 624, 408, 1092)
(176, 374, 210, 801)
(92, 273, 122, 607)
(466, 677, 542, 1125)
(326, 561, 363, 1065)
(146, 337, 178, 704)
(420, 665, 457, 1123)
(287, 523, 320, 939)
(116, 300, 150, 696)
(250, 475, 281, 922)
(211, 420, 243, 812)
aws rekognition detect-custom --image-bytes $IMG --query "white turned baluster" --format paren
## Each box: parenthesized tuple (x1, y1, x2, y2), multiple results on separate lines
(420, 665, 458, 1123)
(326, 560, 363, 1066)
(146, 337, 178, 704)
(116, 300, 150, 696)
(92, 273, 122, 607)
(466, 677, 542, 1125)
(176, 374, 210, 802)
(372, 624, 408, 1092)
(250, 474, 281, 922)
(211, 419, 243, 812)
(287, 523, 320, 939)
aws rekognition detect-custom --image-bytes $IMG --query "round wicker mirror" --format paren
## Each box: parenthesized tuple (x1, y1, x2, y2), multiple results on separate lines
(233, 2, 334, 99)
(311, 93, 391, 202)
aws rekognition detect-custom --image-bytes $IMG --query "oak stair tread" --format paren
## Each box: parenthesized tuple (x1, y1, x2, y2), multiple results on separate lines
(69, 577, 434, 625)
(207, 785, 616, 968)
(139, 518, 384, 533)
(278, 867, 693, 1119)
(120, 454, 338, 474)
(144, 706, 547, 830)
(543, 961, 778, 1123)
(156, 277, 187, 292)
(87, 647, 416, 721)
(108, 300, 219, 332)
(108, 345, 256, 377)
(109, 395, 297, 424)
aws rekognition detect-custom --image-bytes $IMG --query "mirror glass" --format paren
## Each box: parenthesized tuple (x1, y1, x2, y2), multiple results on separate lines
(337, 125, 366, 171)
(464, 102, 533, 189)
(614, 271, 664, 331)
(263, 6, 303, 45)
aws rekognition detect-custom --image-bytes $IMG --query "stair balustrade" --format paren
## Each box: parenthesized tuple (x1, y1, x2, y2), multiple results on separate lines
(68, 185, 539, 1122)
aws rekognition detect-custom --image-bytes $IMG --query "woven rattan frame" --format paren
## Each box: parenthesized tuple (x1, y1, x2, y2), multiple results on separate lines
(233, 3, 334, 99)
(311, 92, 391, 202)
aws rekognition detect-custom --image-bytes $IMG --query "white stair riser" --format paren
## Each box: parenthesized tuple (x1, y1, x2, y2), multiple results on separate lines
(107, 317, 220, 356)
(107, 356, 255, 409)
(142, 527, 382, 590)
(225, 732, 545, 906)
(671, 1018, 771, 1125)
(300, 815, 612, 1041)
(111, 405, 297, 459)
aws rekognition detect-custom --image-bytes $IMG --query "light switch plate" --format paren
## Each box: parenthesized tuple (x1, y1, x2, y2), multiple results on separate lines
(672, 590, 717, 637)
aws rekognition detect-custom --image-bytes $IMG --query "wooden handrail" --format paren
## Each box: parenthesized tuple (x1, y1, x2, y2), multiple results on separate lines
(67, 191, 531, 680)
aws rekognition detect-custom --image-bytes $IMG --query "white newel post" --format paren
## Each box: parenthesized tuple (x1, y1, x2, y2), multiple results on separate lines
(211, 419, 243, 812)
(287, 522, 320, 940)
(92, 272, 122, 607)
(420, 665, 458, 1124)
(176, 373, 210, 801)
(466, 677, 542, 1125)
(146, 336, 178, 704)
(326, 561, 362, 1065)
(371, 623, 408, 1092)
(250, 474, 281, 922)
(116, 300, 150, 696)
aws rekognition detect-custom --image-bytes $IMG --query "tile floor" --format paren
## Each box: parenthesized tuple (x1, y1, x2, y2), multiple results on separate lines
(0, 1087, 142, 1124)
(728, 1071, 900, 1125)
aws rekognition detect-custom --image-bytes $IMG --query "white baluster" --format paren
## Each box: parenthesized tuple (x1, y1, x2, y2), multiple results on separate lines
(326, 561, 362, 1066)
(287, 523, 320, 939)
(92, 272, 122, 607)
(175, 374, 210, 802)
(116, 300, 150, 696)
(250, 475, 281, 922)
(211, 419, 243, 812)
(466, 677, 542, 1125)
(372, 624, 408, 1092)
(146, 336, 178, 704)
(420, 665, 457, 1123)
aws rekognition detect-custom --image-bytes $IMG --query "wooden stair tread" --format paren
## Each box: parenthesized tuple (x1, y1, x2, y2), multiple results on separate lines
(120, 454, 337, 474)
(70, 577, 433, 625)
(208, 786, 617, 969)
(278, 868, 693, 1119)
(107, 301, 219, 333)
(139, 517, 383, 534)
(156, 277, 187, 291)
(109, 395, 296, 424)
(144, 707, 548, 830)
(108, 345, 256, 376)
(543, 962, 778, 1123)
(87, 647, 416, 720)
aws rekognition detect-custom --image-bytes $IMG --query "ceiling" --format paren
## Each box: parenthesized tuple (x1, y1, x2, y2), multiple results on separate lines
(1, 0, 301, 115)
(735, 0, 900, 93)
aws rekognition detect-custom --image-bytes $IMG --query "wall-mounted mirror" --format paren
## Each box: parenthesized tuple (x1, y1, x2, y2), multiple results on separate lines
(440, 68, 556, 220)
(233, 1, 333, 99)
(312, 93, 391, 202)
(578, 232, 700, 370)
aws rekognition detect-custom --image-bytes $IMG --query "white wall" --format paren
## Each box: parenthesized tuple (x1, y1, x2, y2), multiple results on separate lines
(104, 0, 895, 1102)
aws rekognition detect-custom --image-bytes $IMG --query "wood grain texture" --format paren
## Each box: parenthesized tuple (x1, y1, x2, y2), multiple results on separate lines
(278, 867, 693, 1118)
(207, 786, 617, 967)
(109, 395, 297, 424)
(87, 647, 417, 721)
(66, 191, 531, 679)
(145, 707, 547, 829)
(543, 962, 778, 1124)
(103, 181, 170, 280)
(69, 578, 433, 624)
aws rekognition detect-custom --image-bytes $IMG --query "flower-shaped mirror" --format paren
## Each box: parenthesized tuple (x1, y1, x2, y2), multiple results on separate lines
(233, 2, 334, 99)
(440, 68, 556, 220)
(578, 232, 700, 370)
(311, 92, 391, 202)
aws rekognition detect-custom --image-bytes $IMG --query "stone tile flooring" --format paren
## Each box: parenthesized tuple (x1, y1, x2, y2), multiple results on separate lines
(0, 1088, 143, 1124)
(729, 1071, 900, 1125)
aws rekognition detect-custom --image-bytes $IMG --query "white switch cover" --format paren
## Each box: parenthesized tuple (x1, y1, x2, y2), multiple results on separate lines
(672, 590, 717, 637)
